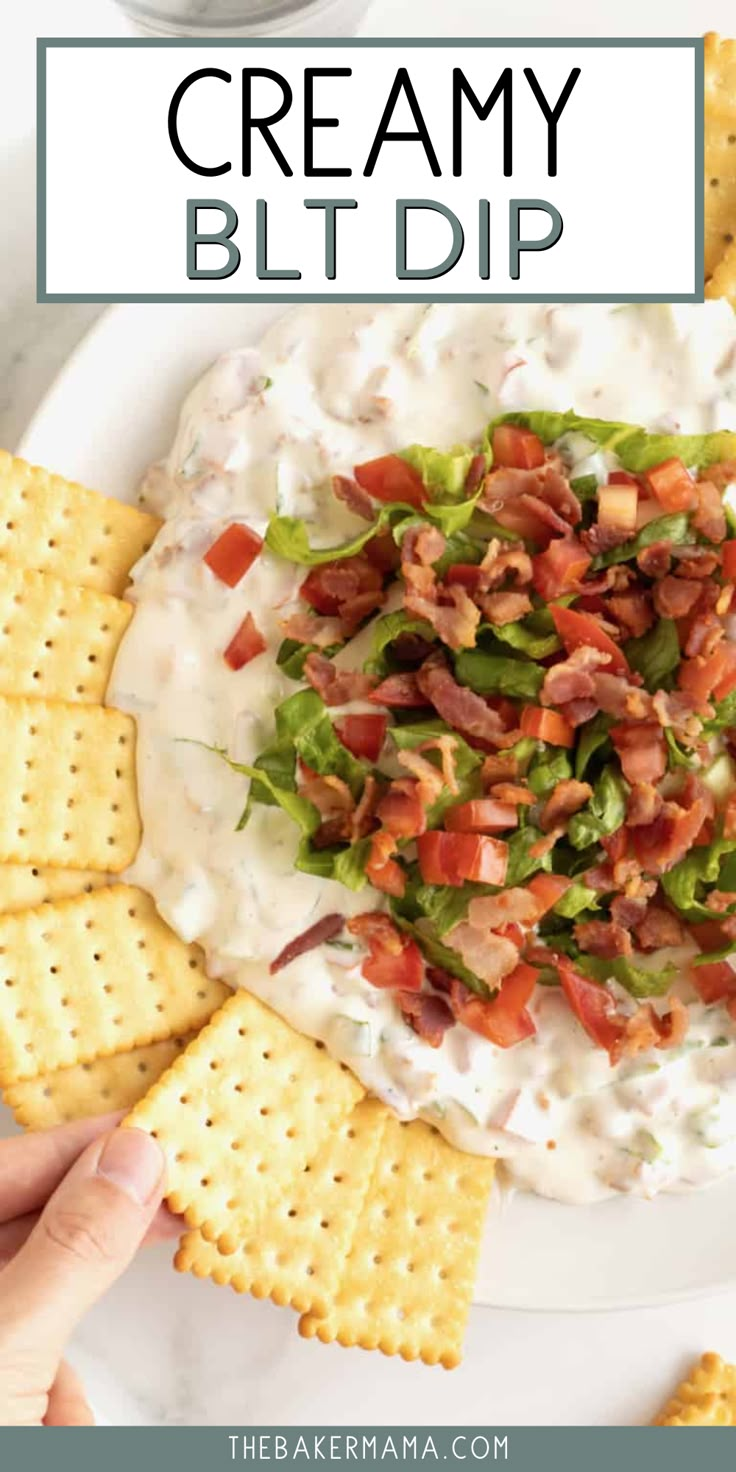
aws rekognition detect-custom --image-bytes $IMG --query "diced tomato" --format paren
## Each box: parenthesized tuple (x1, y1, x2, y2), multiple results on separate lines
(223, 613, 266, 671)
(532, 537, 591, 599)
(454, 963, 539, 1048)
(363, 529, 402, 574)
(557, 957, 623, 1053)
(354, 454, 425, 510)
(334, 713, 387, 763)
(520, 705, 575, 748)
(365, 831, 406, 899)
(445, 799, 518, 833)
(723, 540, 736, 582)
(416, 831, 508, 887)
(445, 563, 484, 592)
(679, 644, 736, 703)
(550, 604, 630, 675)
(690, 959, 736, 1005)
(350, 917, 423, 992)
(369, 672, 426, 708)
(300, 555, 382, 616)
(645, 458, 697, 513)
(690, 920, 730, 952)
(491, 425, 545, 471)
(526, 872, 572, 918)
(608, 470, 641, 487)
(203, 523, 263, 587)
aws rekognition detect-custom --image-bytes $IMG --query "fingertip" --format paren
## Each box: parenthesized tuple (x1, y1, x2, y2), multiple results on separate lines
(95, 1127, 165, 1208)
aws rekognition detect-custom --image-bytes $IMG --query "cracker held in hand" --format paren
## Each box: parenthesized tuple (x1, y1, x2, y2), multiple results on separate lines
(0, 562, 131, 704)
(0, 865, 108, 915)
(175, 1098, 388, 1317)
(0, 695, 139, 871)
(299, 1116, 494, 1370)
(705, 33, 736, 282)
(0, 451, 159, 596)
(654, 1352, 736, 1426)
(5, 1034, 193, 1130)
(126, 989, 364, 1253)
(0, 885, 228, 1086)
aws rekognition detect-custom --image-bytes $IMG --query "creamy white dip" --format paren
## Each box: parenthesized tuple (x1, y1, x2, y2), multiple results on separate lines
(109, 301, 736, 1205)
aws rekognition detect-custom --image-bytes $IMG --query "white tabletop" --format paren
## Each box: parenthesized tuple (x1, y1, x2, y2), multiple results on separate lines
(4, 0, 736, 1428)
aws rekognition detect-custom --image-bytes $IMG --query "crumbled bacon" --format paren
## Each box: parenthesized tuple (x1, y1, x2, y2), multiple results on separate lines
(269, 913, 345, 974)
(540, 645, 609, 707)
(481, 463, 582, 526)
(610, 894, 649, 930)
(685, 612, 725, 659)
(303, 652, 376, 706)
(464, 453, 488, 495)
(490, 782, 535, 805)
(626, 782, 663, 828)
(609, 996, 689, 1064)
(651, 688, 710, 745)
(653, 575, 702, 619)
(396, 748, 445, 805)
(445, 922, 520, 986)
(630, 795, 711, 875)
(397, 989, 454, 1047)
(591, 673, 652, 720)
(529, 825, 565, 859)
(634, 903, 686, 952)
(402, 523, 447, 567)
(636, 541, 672, 579)
(415, 734, 459, 794)
(481, 752, 518, 785)
(281, 611, 345, 648)
(365, 830, 405, 897)
(331, 473, 375, 522)
(607, 589, 655, 638)
(478, 538, 533, 590)
(610, 721, 666, 785)
(574, 918, 633, 958)
(692, 479, 727, 543)
(699, 459, 736, 492)
(466, 888, 539, 931)
(672, 545, 721, 579)
(376, 778, 427, 839)
(416, 653, 519, 748)
(405, 579, 480, 652)
(581, 523, 634, 556)
(369, 672, 426, 708)
(350, 774, 380, 841)
(539, 778, 592, 832)
(480, 590, 533, 624)
(300, 771, 354, 824)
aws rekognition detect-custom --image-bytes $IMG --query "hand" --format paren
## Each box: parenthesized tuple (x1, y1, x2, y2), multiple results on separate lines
(0, 1116, 171, 1426)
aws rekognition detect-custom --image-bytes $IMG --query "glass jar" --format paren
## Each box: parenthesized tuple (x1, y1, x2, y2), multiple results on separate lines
(113, 0, 372, 38)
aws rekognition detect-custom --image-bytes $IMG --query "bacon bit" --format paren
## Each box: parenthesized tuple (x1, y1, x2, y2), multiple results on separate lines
(725, 794, 736, 841)
(445, 922, 520, 987)
(634, 903, 686, 952)
(365, 830, 406, 897)
(705, 889, 736, 914)
(610, 894, 649, 930)
(478, 539, 534, 590)
(480, 590, 533, 624)
(590, 673, 651, 722)
(303, 652, 376, 706)
(685, 612, 725, 659)
(350, 774, 380, 842)
(348, 912, 423, 992)
(364, 529, 402, 575)
(574, 919, 633, 958)
(376, 778, 427, 840)
(540, 778, 592, 832)
(397, 989, 454, 1047)
(416, 652, 519, 749)
(397, 748, 445, 805)
(529, 825, 565, 859)
(560, 697, 600, 728)
(636, 540, 672, 579)
(481, 463, 582, 526)
(607, 590, 655, 638)
(699, 459, 736, 493)
(630, 795, 710, 875)
(481, 752, 519, 786)
(610, 722, 666, 785)
(405, 579, 481, 652)
(401, 523, 447, 567)
(369, 672, 427, 708)
(490, 781, 535, 805)
(626, 782, 664, 828)
(466, 888, 539, 931)
(651, 688, 709, 745)
(269, 913, 345, 974)
(280, 611, 345, 648)
(415, 734, 459, 795)
(653, 575, 702, 620)
(331, 473, 375, 521)
(464, 453, 488, 495)
(581, 522, 634, 556)
(692, 479, 727, 544)
(541, 645, 609, 707)
(348, 912, 403, 949)
(609, 997, 689, 1065)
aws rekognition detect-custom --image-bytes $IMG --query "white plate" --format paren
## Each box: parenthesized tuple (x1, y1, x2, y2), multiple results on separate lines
(16, 300, 736, 1314)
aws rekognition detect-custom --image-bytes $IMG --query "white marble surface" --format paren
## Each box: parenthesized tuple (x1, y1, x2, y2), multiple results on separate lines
(6, 0, 736, 1430)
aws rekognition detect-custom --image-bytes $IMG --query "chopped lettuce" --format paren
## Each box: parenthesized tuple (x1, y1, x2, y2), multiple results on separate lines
(184, 741, 320, 837)
(574, 952, 677, 999)
(623, 618, 679, 693)
(569, 473, 600, 501)
(484, 610, 561, 660)
(295, 835, 371, 891)
(454, 649, 543, 700)
(400, 443, 484, 500)
(662, 834, 736, 920)
(574, 712, 612, 780)
(365, 610, 436, 676)
(505, 825, 553, 885)
(392, 490, 483, 540)
(553, 882, 600, 919)
(276, 637, 341, 681)
(567, 766, 627, 851)
(265, 502, 400, 567)
(488, 410, 736, 474)
(664, 727, 696, 769)
(274, 689, 367, 795)
(527, 745, 573, 799)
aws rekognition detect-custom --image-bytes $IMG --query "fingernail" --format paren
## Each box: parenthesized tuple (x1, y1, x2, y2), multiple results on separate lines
(96, 1128, 164, 1206)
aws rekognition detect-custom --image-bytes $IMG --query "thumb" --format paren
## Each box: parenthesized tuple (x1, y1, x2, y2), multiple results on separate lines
(0, 1127, 165, 1364)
